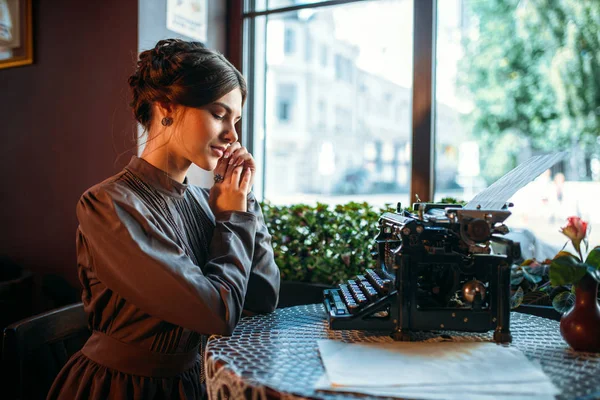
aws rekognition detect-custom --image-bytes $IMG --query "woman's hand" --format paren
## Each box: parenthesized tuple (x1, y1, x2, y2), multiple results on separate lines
(222, 143, 256, 189)
(209, 143, 254, 214)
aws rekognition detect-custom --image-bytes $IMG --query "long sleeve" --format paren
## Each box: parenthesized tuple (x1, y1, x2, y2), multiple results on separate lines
(76, 185, 257, 336)
(243, 192, 281, 313)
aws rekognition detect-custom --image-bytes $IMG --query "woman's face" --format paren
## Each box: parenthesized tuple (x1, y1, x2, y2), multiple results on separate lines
(174, 88, 242, 171)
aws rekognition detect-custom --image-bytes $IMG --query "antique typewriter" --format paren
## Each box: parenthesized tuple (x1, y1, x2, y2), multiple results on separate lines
(323, 153, 567, 343)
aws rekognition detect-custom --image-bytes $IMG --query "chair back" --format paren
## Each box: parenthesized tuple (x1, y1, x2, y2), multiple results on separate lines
(1, 302, 90, 400)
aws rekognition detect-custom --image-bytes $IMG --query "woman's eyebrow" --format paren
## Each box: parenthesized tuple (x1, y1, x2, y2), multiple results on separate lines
(212, 102, 232, 114)
(212, 102, 241, 120)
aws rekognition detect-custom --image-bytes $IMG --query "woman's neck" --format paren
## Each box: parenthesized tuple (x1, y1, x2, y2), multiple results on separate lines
(140, 145, 191, 183)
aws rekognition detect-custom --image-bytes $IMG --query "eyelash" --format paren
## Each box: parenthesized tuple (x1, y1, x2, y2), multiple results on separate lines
(212, 113, 241, 124)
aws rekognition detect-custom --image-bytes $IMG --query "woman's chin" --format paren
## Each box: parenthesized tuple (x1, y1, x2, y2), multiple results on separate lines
(207, 158, 219, 171)
(191, 157, 216, 171)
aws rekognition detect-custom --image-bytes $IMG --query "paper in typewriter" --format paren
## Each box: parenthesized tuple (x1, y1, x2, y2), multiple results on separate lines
(465, 152, 567, 210)
(316, 340, 559, 399)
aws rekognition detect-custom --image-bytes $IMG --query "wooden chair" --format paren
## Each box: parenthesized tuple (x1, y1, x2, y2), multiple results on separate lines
(1, 302, 90, 400)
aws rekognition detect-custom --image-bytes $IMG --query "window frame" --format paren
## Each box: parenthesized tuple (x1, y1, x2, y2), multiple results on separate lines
(227, 0, 436, 202)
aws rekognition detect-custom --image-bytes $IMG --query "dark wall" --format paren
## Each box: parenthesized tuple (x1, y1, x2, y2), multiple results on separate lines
(0, 0, 138, 314)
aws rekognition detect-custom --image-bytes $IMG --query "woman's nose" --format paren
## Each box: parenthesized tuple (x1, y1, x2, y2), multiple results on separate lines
(223, 123, 239, 143)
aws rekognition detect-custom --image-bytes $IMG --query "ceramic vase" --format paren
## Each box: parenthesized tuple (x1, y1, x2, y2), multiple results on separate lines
(559, 272, 600, 352)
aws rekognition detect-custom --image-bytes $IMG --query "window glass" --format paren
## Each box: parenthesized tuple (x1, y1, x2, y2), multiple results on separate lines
(252, 1, 414, 204)
(434, 0, 600, 249)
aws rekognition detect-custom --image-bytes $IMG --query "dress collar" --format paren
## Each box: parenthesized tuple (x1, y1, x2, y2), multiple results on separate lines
(125, 156, 188, 198)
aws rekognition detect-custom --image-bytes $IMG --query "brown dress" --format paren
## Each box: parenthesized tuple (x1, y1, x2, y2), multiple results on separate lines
(47, 156, 280, 400)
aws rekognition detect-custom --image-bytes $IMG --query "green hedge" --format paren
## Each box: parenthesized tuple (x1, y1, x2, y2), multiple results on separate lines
(261, 201, 395, 285)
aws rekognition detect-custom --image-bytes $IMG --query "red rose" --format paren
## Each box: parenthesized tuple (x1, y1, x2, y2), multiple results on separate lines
(560, 216, 589, 256)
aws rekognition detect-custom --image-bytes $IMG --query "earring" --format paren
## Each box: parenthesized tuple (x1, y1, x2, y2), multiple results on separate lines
(161, 117, 173, 126)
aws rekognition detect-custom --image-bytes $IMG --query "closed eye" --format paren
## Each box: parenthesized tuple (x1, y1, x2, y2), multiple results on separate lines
(212, 113, 225, 121)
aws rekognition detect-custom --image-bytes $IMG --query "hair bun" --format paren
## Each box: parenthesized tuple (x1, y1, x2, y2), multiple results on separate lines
(128, 39, 246, 131)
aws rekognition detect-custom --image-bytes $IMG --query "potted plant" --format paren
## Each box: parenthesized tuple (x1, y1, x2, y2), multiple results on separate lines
(261, 201, 394, 307)
(510, 258, 563, 321)
(547, 216, 600, 352)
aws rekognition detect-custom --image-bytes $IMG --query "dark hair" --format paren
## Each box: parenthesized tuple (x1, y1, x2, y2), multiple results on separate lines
(128, 39, 247, 130)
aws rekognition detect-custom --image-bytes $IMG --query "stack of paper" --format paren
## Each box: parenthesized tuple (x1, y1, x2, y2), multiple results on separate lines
(316, 340, 560, 400)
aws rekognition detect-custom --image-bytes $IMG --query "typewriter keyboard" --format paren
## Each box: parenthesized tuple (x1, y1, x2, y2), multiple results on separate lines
(328, 269, 392, 315)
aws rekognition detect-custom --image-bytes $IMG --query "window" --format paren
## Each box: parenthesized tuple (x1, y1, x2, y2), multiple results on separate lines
(318, 99, 326, 127)
(243, 1, 414, 203)
(284, 27, 295, 55)
(276, 83, 296, 122)
(335, 54, 353, 82)
(305, 33, 312, 62)
(334, 54, 342, 80)
(320, 45, 328, 67)
(241, 0, 599, 248)
(278, 102, 290, 121)
(434, 0, 600, 248)
(334, 106, 351, 132)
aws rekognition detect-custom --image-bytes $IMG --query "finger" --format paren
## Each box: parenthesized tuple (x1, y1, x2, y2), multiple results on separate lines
(230, 153, 256, 187)
(213, 156, 229, 183)
(214, 142, 241, 178)
(242, 152, 256, 170)
(239, 168, 252, 194)
(224, 156, 240, 182)
(228, 146, 248, 166)
(229, 165, 244, 189)
(232, 152, 254, 168)
(223, 142, 241, 159)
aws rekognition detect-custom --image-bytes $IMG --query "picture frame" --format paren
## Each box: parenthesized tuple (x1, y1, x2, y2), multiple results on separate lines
(166, 0, 207, 43)
(0, 0, 32, 70)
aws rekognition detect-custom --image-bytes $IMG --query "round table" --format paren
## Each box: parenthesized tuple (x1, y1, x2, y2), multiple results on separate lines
(204, 304, 600, 400)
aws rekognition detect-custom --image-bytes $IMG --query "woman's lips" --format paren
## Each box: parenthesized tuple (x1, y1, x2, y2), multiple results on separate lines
(211, 146, 224, 157)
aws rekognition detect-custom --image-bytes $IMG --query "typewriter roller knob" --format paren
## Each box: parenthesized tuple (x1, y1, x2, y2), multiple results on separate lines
(466, 219, 491, 242)
(462, 280, 486, 303)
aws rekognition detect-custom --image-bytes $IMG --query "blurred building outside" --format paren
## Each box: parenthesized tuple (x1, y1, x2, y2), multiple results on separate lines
(259, 0, 599, 249)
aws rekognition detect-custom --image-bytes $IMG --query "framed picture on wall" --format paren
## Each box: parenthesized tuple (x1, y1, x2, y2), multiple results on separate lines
(0, 0, 32, 70)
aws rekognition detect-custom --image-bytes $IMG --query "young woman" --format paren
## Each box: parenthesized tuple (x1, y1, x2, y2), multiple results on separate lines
(47, 39, 280, 400)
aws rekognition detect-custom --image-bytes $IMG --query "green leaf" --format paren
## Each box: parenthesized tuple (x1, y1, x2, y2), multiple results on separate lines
(510, 287, 524, 309)
(552, 291, 575, 314)
(261, 200, 388, 284)
(583, 263, 600, 282)
(511, 269, 524, 286)
(584, 246, 600, 269)
(522, 266, 543, 284)
(549, 253, 587, 286)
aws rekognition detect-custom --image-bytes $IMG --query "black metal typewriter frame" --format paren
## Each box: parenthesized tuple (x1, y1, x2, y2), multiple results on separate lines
(393, 252, 513, 343)
(323, 204, 518, 343)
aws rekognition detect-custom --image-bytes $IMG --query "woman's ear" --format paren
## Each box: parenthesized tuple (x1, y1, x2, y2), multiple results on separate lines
(155, 102, 173, 118)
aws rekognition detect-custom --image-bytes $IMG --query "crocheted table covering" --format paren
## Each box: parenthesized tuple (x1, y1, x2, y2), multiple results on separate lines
(205, 304, 600, 400)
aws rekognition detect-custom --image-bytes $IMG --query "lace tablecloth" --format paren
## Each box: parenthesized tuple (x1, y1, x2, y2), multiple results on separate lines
(205, 304, 600, 400)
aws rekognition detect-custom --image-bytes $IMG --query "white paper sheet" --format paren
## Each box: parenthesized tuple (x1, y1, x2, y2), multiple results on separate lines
(315, 374, 559, 400)
(316, 340, 560, 398)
